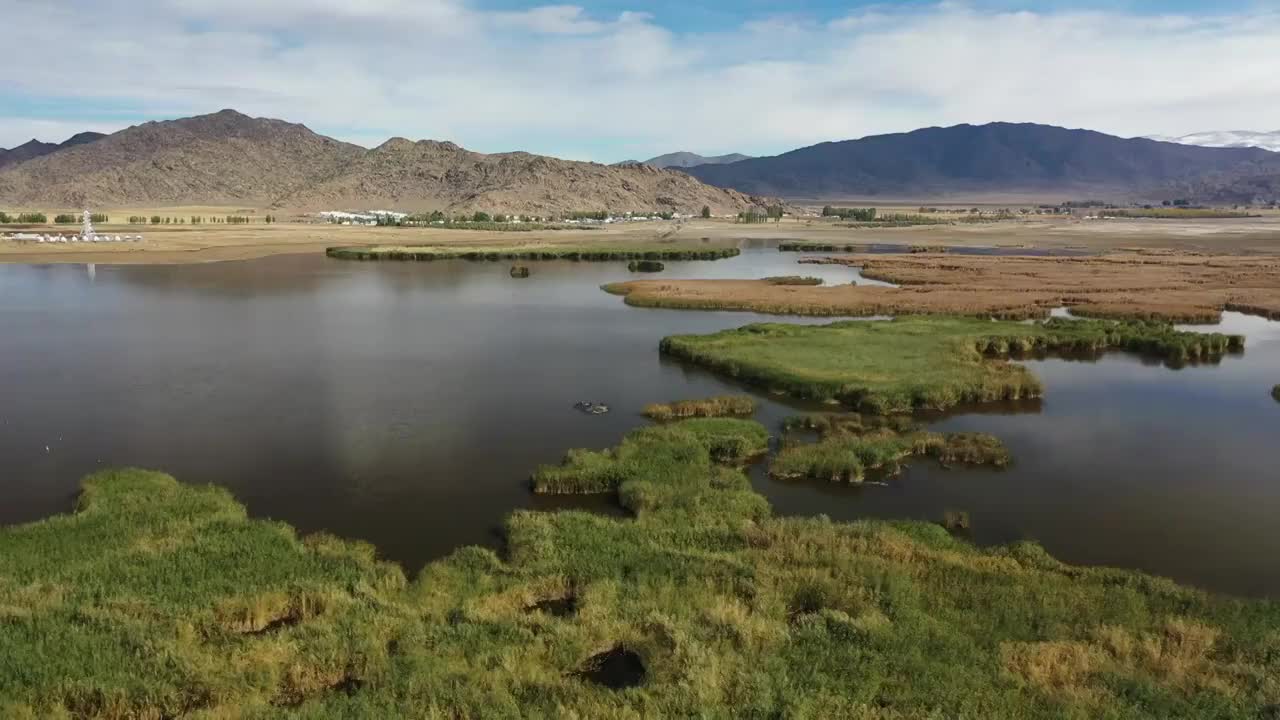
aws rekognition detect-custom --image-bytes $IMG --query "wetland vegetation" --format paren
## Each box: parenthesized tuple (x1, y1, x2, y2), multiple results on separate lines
(608, 252, 1280, 322)
(326, 243, 741, 262)
(660, 316, 1243, 413)
(763, 275, 824, 285)
(5, 424, 1279, 718)
(772, 428, 1010, 483)
(642, 394, 758, 421)
(5, 247, 1280, 717)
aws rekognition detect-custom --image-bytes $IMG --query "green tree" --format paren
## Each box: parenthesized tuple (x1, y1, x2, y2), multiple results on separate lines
(701, 205, 711, 219)
(472, 211, 491, 222)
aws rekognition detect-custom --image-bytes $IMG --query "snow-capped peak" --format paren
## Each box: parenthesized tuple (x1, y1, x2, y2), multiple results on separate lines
(1145, 130, 1280, 153)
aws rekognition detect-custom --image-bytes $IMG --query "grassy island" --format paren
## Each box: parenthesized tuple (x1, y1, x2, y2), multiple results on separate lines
(660, 317, 1244, 413)
(4, 424, 1279, 717)
(326, 243, 741, 262)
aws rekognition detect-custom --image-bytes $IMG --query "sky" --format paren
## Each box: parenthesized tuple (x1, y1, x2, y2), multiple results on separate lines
(1, 0, 1277, 162)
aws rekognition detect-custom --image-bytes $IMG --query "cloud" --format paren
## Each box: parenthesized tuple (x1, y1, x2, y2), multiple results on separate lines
(2, 2, 1278, 162)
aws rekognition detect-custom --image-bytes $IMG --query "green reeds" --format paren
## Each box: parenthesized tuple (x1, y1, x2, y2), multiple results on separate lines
(509, 265, 531, 278)
(530, 418, 769, 509)
(628, 260, 665, 272)
(763, 276, 824, 285)
(6, 436, 1280, 716)
(326, 245, 741, 262)
(1272, 384, 1280, 402)
(660, 316, 1245, 413)
(771, 429, 1010, 483)
(642, 395, 758, 421)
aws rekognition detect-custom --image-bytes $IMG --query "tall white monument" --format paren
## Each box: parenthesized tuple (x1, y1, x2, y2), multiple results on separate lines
(81, 210, 96, 241)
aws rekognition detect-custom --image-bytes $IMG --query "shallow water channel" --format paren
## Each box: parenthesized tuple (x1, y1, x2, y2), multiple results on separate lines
(2, 243, 1277, 597)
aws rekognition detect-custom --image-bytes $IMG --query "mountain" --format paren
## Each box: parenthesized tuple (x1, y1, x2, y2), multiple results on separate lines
(0, 110, 768, 214)
(686, 122, 1280, 200)
(278, 138, 764, 215)
(643, 152, 753, 169)
(0, 131, 106, 170)
(1145, 130, 1280, 153)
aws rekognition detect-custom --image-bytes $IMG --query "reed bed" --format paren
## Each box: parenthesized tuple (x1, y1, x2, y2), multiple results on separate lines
(509, 265, 530, 278)
(1273, 385, 1280, 402)
(530, 418, 769, 502)
(659, 316, 1244, 413)
(627, 260, 665, 272)
(763, 276, 824, 285)
(607, 252, 1280, 323)
(5, 437, 1280, 716)
(327, 244, 740, 262)
(772, 429, 1010, 483)
(642, 395, 758, 421)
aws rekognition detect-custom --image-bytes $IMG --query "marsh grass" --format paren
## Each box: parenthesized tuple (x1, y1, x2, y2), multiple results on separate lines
(660, 316, 1244, 413)
(509, 265, 530, 278)
(771, 429, 1010, 483)
(530, 419, 770, 509)
(642, 395, 758, 421)
(1273, 385, 1280, 402)
(628, 260, 665, 272)
(3, 436, 1280, 717)
(327, 244, 740, 262)
(763, 276, 824, 285)
(609, 253, 1280, 323)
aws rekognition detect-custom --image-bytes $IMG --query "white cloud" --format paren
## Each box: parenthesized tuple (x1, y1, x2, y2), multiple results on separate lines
(2, 2, 1279, 162)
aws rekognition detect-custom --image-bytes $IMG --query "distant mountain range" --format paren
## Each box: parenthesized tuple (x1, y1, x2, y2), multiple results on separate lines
(0, 110, 769, 213)
(0, 132, 106, 170)
(685, 123, 1280, 203)
(1144, 130, 1280, 153)
(643, 152, 753, 169)
(5, 115, 1279, 209)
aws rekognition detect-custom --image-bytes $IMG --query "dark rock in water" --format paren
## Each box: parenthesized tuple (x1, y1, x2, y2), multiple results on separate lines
(510, 265, 530, 278)
(577, 646, 646, 689)
(942, 510, 971, 531)
(573, 401, 610, 415)
(628, 260, 664, 273)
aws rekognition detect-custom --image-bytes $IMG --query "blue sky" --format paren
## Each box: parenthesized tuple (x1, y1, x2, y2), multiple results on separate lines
(2, 1, 1277, 161)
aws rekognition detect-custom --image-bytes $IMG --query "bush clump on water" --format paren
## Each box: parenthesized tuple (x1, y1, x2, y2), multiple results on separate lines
(628, 260, 665, 272)
(509, 265, 530, 278)
(642, 395, 757, 421)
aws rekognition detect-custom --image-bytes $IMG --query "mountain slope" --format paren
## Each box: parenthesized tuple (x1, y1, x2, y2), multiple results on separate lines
(644, 151, 753, 169)
(0, 111, 768, 213)
(1145, 130, 1280, 153)
(687, 122, 1280, 199)
(0, 131, 106, 170)
(279, 138, 764, 214)
(0, 110, 365, 208)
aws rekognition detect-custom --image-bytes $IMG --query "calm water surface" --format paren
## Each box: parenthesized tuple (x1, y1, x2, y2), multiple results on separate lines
(1, 245, 1276, 598)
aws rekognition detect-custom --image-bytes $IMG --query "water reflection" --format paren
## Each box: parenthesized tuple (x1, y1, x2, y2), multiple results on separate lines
(1, 249, 1276, 598)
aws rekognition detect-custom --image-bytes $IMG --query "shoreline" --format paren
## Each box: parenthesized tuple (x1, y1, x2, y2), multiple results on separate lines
(4, 214, 1280, 265)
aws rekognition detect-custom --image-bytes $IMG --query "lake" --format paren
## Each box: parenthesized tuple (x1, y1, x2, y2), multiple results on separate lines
(2, 245, 1277, 598)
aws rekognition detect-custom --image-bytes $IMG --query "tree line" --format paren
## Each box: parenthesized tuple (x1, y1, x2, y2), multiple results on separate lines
(821, 206, 877, 221)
